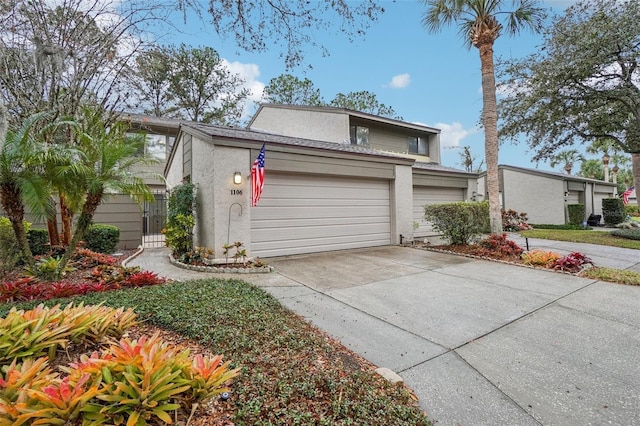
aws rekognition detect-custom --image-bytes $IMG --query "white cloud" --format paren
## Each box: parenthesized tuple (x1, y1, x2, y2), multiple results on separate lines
(432, 122, 478, 149)
(386, 73, 411, 89)
(222, 59, 265, 119)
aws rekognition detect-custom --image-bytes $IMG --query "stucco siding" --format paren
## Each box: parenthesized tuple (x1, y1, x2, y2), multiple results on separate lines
(502, 169, 565, 224)
(165, 135, 184, 189)
(250, 108, 348, 143)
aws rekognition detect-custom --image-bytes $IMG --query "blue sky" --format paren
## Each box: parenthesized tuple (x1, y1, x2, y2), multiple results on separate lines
(165, 0, 580, 172)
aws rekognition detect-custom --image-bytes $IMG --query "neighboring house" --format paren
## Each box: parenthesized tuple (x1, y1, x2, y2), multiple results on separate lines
(165, 107, 477, 258)
(477, 165, 617, 225)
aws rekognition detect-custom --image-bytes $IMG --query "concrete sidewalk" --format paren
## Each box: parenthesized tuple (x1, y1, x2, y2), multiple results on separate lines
(127, 244, 640, 425)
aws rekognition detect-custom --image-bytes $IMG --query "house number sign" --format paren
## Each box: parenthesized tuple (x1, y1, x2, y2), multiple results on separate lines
(230, 189, 243, 195)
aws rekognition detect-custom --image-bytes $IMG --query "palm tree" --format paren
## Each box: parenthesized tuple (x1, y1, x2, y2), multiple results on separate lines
(422, 0, 546, 233)
(57, 107, 157, 272)
(586, 138, 621, 182)
(550, 149, 584, 175)
(0, 112, 67, 266)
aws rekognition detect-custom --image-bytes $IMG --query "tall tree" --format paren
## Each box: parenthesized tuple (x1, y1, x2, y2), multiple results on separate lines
(166, 44, 250, 124)
(549, 149, 584, 175)
(498, 0, 640, 210)
(125, 47, 178, 118)
(261, 74, 324, 106)
(0, 0, 159, 125)
(423, 0, 546, 233)
(330, 91, 402, 119)
(181, 0, 385, 69)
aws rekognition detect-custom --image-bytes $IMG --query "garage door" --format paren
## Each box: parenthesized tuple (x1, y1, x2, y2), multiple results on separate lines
(251, 173, 391, 257)
(413, 186, 464, 237)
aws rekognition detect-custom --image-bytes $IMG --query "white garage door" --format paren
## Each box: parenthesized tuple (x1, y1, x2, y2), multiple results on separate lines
(251, 173, 391, 257)
(413, 186, 465, 237)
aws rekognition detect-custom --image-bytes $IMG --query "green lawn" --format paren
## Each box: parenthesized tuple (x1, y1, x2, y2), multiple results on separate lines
(519, 229, 640, 250)
(1, 280, 430, 425)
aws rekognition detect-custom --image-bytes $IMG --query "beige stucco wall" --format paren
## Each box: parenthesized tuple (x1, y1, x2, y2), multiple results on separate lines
(502, 169, 565, 224)
(391, 164, 414, 243)
(250, 108, 348, 143)
(165, 136, 184, 189)
(191, 141, 251, 256)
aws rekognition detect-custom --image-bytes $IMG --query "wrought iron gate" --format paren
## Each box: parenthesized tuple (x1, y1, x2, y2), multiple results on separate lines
(142, 190, 167, 248)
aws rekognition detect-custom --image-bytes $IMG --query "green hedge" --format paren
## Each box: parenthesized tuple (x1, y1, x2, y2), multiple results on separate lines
(611, 229, 640, 240)
(84, 224, 120, 253)
(567, 204, 585, 225)
(602, 198, 625, 226)
(423, 201, 489, 245)
(531, 223, 591, 230)
(27, 229, 49, 256)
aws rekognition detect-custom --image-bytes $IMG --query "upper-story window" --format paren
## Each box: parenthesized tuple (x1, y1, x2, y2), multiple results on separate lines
(408, 136, 428, 156)
(349, 125, 369, 146)
(127, 133, 174, 160)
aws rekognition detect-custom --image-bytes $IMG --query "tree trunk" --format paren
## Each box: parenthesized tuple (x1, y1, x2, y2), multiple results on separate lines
(57, 191, 102, 273)
(0, 182, 34, 266)
(59, 193, 73, 246)
(46, 195, 60, 247)
(478, 42, 503, 234)
(632, 153, 640, 210)
(46, 219, 60, 246)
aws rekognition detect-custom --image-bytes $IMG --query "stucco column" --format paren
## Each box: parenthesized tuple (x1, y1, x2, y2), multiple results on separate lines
(391, 164, 413, 244)
(211, 146, 251, 257)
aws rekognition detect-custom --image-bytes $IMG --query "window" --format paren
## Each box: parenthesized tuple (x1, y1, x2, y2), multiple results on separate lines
(408, 136, 428, 155)
(127, 133, 171, 160)
(349, 125, 369, 146)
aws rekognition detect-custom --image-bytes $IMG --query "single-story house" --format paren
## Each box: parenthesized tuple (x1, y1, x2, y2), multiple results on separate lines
(478, 165, 617, 225)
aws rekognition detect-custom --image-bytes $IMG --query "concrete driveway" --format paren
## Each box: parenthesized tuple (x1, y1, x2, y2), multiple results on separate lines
(244, 246, 640, 425)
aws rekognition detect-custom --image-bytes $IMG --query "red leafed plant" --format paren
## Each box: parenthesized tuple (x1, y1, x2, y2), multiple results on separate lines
(553, 252, 593, 273)
(124, 270, 166, 287)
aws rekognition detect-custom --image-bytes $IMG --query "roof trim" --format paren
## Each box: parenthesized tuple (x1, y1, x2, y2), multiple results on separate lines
(479, 164, 617, 186)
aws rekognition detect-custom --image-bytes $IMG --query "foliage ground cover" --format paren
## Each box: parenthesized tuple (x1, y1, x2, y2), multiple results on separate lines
(1, 280, 430, 425)
(519, 229, 640, 250)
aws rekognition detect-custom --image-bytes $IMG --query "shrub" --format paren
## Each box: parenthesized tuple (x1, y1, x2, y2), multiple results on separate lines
(502, 209, 532, 231)
(0, 217, 31, 268)
(166, 183, 197, 256)
(611, 228, 640, 240)
(624, 204, 639, 217)
(83, 224, 120, 254)
(477, 233, 523, 258)
(165, 213, 194, 255)
(567, 204, 585, 225)
(602, 198, 625, 226)
(168, 181, 196, 219)
(27, 228, 49, 256)
(423, 201, 489, 245)
(553, 252, 593, 273)
(521, 249, 562, 268)
(23, 256, 75, 282)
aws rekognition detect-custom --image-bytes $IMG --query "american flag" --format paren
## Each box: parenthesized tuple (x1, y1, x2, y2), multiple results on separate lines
(621, 186, 635, 205)
(251, 143, 266, 207)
